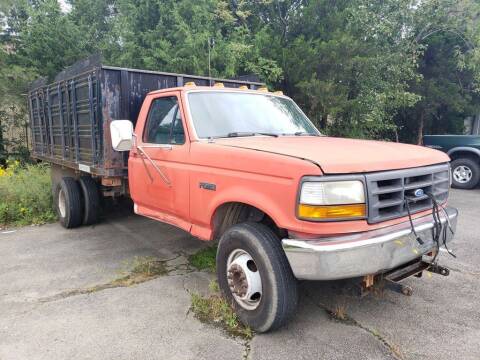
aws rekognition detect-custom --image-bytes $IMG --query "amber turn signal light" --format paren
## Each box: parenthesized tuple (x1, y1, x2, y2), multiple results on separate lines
(298, 204, 366, 220)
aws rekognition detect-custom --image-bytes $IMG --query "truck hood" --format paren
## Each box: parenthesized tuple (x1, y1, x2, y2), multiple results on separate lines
(215, 136, 450, 174)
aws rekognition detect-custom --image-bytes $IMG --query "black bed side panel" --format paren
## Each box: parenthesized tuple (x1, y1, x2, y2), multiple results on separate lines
(29, 70, 102, 172)
(29, 60, 263, 176)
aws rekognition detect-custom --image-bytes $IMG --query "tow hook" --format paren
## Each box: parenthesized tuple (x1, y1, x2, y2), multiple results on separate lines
(426, 263, 450, 276)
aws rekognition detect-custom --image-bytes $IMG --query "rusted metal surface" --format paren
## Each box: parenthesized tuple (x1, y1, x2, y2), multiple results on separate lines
(228, 263, 248, 297)
(28, 56, 264, 178)
(32, 154, 125, 177)
(362, 274, 375, 288)
(383, 259, 430, 282)
(101, 177, 123, 187)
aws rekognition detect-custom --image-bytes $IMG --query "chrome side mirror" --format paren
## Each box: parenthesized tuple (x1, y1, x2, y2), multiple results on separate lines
(110, 120, 134, 151)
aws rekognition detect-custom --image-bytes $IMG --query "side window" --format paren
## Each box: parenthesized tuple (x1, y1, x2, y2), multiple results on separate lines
(171, 108, 185, 144)
(143, 96, 185, 144)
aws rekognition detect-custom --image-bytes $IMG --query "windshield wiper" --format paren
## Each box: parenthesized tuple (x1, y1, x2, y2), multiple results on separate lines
(227, 132, 279, 138)
(292, 131, 319, 136)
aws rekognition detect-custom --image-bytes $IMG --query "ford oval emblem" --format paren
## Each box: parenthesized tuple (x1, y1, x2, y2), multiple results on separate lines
(414, 189, 424, 197)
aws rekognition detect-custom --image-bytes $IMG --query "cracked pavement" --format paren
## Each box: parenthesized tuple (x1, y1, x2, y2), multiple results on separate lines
(1, 189, 479, 360)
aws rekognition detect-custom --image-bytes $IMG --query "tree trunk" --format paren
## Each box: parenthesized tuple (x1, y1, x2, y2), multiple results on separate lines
(320, 112, 328, 130)
(417, 111, 425, 145)
(0, 117, 4, 164)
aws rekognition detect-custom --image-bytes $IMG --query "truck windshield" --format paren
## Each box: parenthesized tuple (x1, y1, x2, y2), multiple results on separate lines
(187, 91, 320, 139)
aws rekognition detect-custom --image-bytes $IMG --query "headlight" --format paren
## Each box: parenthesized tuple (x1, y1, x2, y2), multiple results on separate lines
(298, 179, 366, 221)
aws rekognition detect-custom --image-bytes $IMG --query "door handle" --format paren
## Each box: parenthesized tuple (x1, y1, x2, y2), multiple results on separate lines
(140, 144, 173, 151)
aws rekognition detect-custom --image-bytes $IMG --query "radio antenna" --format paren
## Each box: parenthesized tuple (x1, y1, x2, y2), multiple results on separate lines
(208, 37, 215, 85)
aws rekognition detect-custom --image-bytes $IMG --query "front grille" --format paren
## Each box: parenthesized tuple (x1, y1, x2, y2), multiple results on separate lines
(365, 164, 450, 224)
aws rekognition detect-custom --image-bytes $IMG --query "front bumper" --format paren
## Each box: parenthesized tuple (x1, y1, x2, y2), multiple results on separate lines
(282, 207, 458, 280)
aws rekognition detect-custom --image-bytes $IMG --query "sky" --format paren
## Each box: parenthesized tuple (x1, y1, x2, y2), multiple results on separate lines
(59, 0, 72, 13)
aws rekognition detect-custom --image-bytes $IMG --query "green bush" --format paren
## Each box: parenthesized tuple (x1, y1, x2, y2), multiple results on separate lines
(0, 162, 56, 227)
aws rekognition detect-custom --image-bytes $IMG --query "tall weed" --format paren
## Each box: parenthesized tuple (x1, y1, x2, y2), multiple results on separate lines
(0, 161, 56, 227)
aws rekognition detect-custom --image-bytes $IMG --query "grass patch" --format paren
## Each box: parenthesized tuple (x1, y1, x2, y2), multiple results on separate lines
(188, 246, 217, 272)
(190, 281, 253, 339)
(40, 256, 168, 302)
(114, 256, 168, 286)
(331, 303, 348, 321)
(0, 161, 56, 227)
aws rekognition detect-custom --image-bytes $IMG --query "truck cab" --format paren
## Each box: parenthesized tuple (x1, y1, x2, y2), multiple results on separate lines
(109, 84, 458, 332)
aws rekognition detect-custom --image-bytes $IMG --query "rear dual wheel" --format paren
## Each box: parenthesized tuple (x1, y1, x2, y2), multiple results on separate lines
(78, 176, 100, 225)
(54, 176, 100, 228)
(55, 177, 83, 228)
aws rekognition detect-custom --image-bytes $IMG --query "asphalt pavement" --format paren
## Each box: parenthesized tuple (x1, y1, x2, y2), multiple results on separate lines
(1, 189, 479, 360)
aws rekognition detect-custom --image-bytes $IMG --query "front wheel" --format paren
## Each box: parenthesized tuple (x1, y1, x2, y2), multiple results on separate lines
(451, 158, 480, 189)
(216, 222, 298, 333)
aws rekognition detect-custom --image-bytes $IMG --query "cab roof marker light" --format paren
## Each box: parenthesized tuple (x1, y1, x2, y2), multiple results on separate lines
(213, 82, 224, 88)
(239, 85, 249, 90)
(273, 91, 284, 95)
(258, 87, 269, 92)
(185, 82, 196, 87)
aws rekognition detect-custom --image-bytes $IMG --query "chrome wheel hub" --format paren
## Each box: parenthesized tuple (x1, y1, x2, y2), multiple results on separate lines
(58, 189, 66, 218)
(226, 249, 262, 310)
(453, 165, 472, 184)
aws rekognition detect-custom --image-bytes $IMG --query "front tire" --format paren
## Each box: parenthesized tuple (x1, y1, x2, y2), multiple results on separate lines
(451, 158, 480, 189)
(54, 177, 83, 228)
(216, 222, 298, 332)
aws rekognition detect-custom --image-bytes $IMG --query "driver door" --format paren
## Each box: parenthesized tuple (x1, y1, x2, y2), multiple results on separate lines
(129, 92, 191, 231)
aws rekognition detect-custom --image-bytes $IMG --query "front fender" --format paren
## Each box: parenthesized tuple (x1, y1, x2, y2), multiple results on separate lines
(188, 141, 321, 240)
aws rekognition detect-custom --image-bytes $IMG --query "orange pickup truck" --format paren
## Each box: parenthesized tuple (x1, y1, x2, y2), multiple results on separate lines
(29, 60, 457, 332)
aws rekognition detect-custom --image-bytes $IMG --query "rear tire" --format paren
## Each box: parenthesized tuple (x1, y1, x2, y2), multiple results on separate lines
(451, 158, 480, 189)
(78, 176, 101, 225)
(54, 177, 83, 228)
(216, 222, 298, 333)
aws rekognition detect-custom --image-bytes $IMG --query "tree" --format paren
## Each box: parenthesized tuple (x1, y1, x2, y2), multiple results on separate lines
(5, 0, 88, 80)
(67, 0, 116, 55)
(397, 0, 480, 143)
(102, 0, 282, 82)
(244, 0, 421, 139)
(0, 0, 479, 149)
